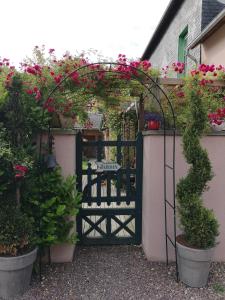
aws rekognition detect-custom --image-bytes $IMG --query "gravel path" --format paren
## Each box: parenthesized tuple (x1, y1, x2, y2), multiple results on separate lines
(16, 245, 225, 300)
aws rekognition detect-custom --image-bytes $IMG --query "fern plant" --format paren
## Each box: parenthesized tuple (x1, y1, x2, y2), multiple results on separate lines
(176, 78, 219, 249)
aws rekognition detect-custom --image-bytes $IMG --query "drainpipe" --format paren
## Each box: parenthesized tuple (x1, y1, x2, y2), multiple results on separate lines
(187, 48, 198, 67)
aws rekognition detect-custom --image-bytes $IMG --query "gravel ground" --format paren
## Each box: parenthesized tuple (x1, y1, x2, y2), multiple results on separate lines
(15, 245, 225, 300)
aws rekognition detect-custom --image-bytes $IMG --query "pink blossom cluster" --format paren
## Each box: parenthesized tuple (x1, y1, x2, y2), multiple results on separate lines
(115, 54, 151, 79)
(26, 65, 42, 76)
(208, 108, 225, 125)
(14, 165, 28, 179)
(43, 97, 55, 112)
(26, 87, 42, 101)
(172, 62, 185, 74)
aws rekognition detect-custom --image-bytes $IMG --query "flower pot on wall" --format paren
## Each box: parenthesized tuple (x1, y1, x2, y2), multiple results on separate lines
(147, 120, 160, 130)
(176, 237, 214, 287)
(0, 247, 37, 299)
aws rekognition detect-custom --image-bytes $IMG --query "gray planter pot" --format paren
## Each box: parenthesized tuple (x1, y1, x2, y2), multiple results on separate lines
(176, 240, 214, 287)
(0, 247, 37, 299)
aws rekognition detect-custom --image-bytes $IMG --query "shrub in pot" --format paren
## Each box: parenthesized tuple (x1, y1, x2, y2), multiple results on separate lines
(0, 128, 37, 299)
(176, 78, 219, 288)
(22, 166, 81, 263)
(0, 205, 37, 299)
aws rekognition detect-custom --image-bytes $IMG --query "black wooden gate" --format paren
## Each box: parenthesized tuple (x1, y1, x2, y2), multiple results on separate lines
(76, 132, 143, 245)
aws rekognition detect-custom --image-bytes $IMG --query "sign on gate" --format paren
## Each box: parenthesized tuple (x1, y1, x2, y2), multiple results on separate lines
(95, 161, 121, 172)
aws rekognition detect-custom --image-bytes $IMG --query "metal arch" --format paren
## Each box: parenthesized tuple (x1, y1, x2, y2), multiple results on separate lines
(44, 62, 178, 281)
(45, 62, 175, 126)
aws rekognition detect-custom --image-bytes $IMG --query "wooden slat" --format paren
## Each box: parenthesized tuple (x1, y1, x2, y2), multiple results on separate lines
(83, 195, 136, 204)
(82, 168, 136, 175)
(87, 163, 92, 206)
(107, 173, 111, 206)
(80, 209, 135, 217)
(116, 135, 122, 205)
(96, 139, 102, 206)
(83, 140, 136, 147)
(111, 215, 135, 237)
(126, 162, 131, 205)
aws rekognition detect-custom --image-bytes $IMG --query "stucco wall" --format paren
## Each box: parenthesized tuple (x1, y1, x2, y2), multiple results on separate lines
(42, 129, 77, 177)
(150, 0, 202, 70)
(142, 132, 225, 262)
(202, 23, 225, 66)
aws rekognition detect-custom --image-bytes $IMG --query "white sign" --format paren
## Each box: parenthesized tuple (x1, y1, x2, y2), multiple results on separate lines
(95, 161, 121, 172)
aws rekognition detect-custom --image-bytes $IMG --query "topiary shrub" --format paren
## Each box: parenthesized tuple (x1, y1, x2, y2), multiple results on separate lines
(176, 78, 219, 249)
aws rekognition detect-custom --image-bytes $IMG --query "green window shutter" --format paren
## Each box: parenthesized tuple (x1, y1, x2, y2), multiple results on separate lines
(178, 26, 188, 77)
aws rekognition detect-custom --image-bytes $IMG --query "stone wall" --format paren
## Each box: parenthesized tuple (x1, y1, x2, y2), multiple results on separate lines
(150, 0, 202, 70)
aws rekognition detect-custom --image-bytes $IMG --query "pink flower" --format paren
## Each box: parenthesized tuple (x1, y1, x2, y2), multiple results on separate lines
(14, 165, 28, 179)
(47, 106, 55, 113)
(176, 91, 185, 98)
(71, 72, 79, 83)
(34, 65, 41, 72)
(26, 67, 37, 75)
(35, 91, 41, 101)
(54, 74, 63, 84)
(44, 97, 55, 113)
(49, 48, 55, 54)
(26, 89, 33, 95)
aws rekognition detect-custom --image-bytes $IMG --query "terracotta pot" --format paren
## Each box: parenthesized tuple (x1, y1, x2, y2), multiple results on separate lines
(147, 120, 160, 130)
(59, 114, 75, 129)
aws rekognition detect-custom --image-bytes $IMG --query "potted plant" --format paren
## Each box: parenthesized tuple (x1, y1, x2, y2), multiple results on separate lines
(144, 112, 162, 130)
(22, 165, 81, 263)
(0, 128, 37, 299)
(176, 78, 219, 287)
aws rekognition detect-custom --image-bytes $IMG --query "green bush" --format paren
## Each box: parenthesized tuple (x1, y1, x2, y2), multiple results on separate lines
(22, 166, 81, 247)
(0, 205, 34, 256)
(176, 78, 219, 249)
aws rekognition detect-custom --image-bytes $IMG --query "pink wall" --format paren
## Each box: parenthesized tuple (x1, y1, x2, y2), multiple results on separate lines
(42, 129, 77, 177)
(142, 132, 225, 262)
(52, 130, 76, 177)
(202, 23, 225, 66)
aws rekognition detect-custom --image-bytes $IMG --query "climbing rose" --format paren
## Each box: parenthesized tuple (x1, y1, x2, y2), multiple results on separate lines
(14, 165, 28, 179)
(26, 67, 37, 75)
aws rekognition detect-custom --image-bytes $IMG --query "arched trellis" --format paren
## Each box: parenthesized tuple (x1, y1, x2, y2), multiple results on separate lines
(42, 62, 178, 280)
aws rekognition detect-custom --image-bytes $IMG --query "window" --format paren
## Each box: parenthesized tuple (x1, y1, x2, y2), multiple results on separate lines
(178, 26, 188, 76)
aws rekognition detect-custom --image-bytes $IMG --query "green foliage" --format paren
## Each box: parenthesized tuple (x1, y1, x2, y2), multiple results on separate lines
(22, 167, 81, 247)
(213, 283, 225, 294)
(106, 110, 123, 136)
(176, 79, 219, 249)
(0, 125, 14, 201)
(162, 77, 225, 131)
(0, 204, 34, 256)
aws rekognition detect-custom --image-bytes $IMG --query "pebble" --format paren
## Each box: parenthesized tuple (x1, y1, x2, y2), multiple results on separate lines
(14, 245, 225, 300)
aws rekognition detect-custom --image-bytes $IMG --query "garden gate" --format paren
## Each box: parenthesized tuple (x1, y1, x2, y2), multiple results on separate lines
(76, 132, 143, 245)
(46, 61, 177, 278)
